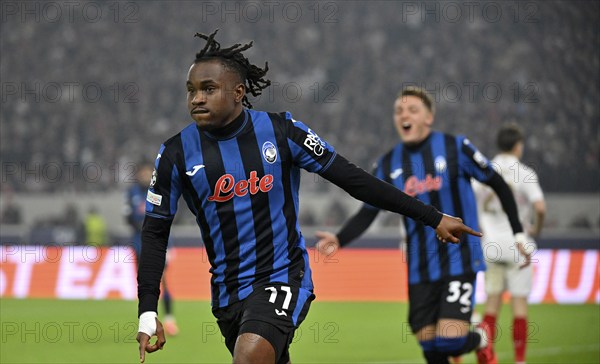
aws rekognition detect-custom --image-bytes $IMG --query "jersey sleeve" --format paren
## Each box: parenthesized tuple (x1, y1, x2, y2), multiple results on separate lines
(283, 112, 337, 173)
(458, 136, 496, 183)
(320, 154, 442, 229)
(364, 161, 384, 211)
(145, 144, 182, 219)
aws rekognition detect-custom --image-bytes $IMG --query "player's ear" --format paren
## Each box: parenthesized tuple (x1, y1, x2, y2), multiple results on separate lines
(234, 83, 245, 104)
(425, 110, 434, 126)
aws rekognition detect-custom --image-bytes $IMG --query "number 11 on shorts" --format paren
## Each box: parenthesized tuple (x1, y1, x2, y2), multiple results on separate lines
(265, 286, 292, 316)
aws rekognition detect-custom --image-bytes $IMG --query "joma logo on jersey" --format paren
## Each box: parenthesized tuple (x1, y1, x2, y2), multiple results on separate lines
(404, 174, 442, 196)
(208, 171, 274, 202)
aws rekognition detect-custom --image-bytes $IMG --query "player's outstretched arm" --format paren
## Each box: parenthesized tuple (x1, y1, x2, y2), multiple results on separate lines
(137, 313, 166, 363)
(320, 154, 480, 242)
(315, 205, 380, 256)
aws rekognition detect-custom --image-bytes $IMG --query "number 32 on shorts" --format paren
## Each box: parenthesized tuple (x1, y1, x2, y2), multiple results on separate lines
(446, 281, 473, 314)
(265, 286, 292, 316)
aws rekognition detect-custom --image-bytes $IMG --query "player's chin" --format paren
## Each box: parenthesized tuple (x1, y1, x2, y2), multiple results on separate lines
(193, 117, 213, 130)
(400, 134, 415, 144)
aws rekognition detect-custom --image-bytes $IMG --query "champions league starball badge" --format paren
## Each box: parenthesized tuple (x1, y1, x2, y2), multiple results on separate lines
(150, 169, 157, 187)
(262, 141, 278, 164)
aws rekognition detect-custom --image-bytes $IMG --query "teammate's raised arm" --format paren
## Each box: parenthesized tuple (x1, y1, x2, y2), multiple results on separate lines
(318, 153, 481, 243)
(315, 87, 496, 364)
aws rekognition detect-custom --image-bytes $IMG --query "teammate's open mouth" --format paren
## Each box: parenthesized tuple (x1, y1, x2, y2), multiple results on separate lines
(402, 122, 412, 131)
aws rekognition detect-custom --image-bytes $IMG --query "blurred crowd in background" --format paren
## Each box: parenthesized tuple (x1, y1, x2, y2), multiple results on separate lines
(1, 1, 598, 231)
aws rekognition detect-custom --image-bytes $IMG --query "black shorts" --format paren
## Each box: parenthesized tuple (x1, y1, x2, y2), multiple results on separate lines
(212, 282, 314, 364)
(408, 273, 476, 333)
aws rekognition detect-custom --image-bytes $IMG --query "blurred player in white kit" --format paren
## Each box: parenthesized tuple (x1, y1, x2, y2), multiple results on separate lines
(472, 122, 546, 364)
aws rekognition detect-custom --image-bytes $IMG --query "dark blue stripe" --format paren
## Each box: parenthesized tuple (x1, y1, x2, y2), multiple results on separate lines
(169, 167, 180, 216)
(199, 129, 240, 306)
(180, 125, 229, 307)
(291, 288, 313, 326)
(299, 245, 313, 291)
(423, 134, 446, 278)
(400, 148, 420, 284)
(287, 138, 322, 173)
(436, 336, 468, 353)
(408, 151, 438, 282)
(249, 112, 290, 283)
(286, 140, 305, 236)
(405, 219, 420, 284)
(320, 151, 338, 172)
(218, 138, 256, 301)
(458, 175, 485, 272)
(457, 138, 486, 273)
(154, 144, 166, 168)
(429, 133, 453, 277)
(445, 135, 467, 276)
(420, 143, 442, 282)
(145, 212, 171, 219)
(419, 339, 436, 351)
(282, 153, 311, 289)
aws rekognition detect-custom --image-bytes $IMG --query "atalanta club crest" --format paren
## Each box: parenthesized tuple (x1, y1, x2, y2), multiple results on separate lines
(435, 156, 447, 174)
(262, 141, 277, 164)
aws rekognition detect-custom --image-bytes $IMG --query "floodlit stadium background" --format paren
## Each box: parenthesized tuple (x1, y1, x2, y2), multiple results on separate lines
(1, 1, 598, 363)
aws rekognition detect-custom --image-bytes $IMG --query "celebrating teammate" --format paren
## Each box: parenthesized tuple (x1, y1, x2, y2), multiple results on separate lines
(136, 31, 480, 364)
(316, 87, 526, 364)
(472, 123, 546, 364)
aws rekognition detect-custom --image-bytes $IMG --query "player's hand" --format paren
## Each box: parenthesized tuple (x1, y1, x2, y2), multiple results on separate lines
(315, 231, 340, 257)
(515, 233, 534, 269)
(516, 242, 532, 269)
(435, 214, 482, 244)
(137, 314, 166, 363)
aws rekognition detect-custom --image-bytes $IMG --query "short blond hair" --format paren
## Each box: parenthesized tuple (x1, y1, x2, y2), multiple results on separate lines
(399, 87, 435, 115)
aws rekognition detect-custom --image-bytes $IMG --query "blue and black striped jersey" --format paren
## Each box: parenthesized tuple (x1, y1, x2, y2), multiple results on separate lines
(145, 109, 336, 309)
(370, 131, 494, 284)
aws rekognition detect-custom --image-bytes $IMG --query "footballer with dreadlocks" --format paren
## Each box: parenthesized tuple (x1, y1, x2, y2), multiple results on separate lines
(136, 30, 481, 364)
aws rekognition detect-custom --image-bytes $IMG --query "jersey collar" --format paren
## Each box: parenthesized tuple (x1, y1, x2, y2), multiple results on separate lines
(202, 109, 248, 140)
(404, 132, 433, 151)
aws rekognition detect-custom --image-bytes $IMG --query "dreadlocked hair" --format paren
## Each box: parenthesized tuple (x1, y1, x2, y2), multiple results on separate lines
(194, 29, 271, 109)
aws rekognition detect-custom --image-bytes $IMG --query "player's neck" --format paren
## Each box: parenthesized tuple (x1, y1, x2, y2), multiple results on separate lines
(404, 132, 432, 150)
(205, 109, 246, 139)
(498, 152, 519, 159)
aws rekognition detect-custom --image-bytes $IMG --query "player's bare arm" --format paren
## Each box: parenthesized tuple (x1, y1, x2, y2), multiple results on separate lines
(529, 200, 546, 238)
